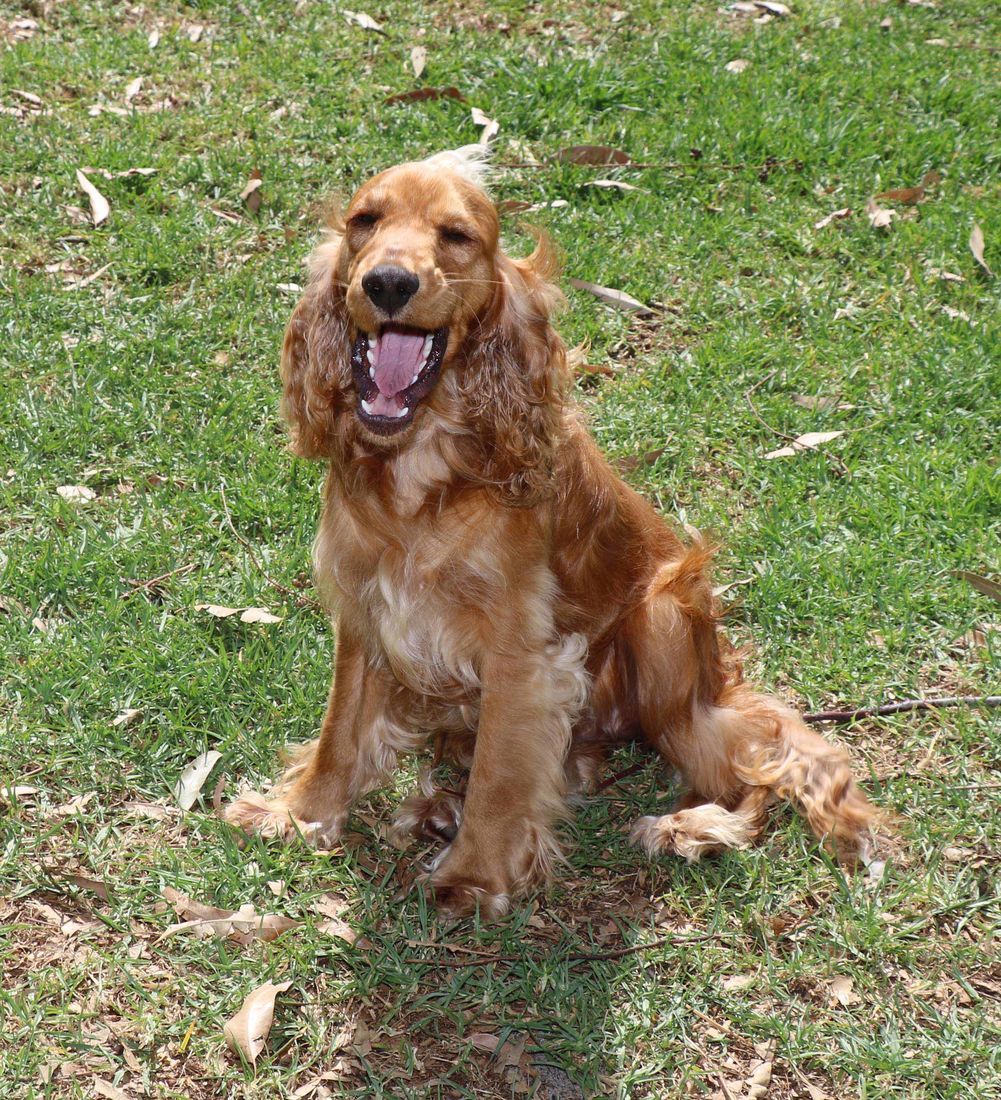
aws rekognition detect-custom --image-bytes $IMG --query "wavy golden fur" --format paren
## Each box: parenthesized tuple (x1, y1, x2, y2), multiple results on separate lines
(227, 147, 884, 919)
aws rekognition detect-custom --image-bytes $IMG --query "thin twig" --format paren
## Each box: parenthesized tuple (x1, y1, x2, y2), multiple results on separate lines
(405, 930, 723, 969)
(121, 561, 196, 597)
(744, 370, 851, 478)
(497, 157, 803, 175)
(219, 483, 323, 612)
(804, 695, 1001, 724)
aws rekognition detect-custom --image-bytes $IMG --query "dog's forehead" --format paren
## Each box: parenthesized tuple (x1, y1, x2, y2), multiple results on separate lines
(351, 164, 496, 229)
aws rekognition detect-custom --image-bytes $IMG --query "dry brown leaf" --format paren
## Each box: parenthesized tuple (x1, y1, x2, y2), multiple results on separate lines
(725, 58, 751, 73)
(880, 15, 892, 30)
(954, 570, 1001, 605)
(616, 447, 666, 473)
(63, 874, 110, 901)
(384, 86, 464, 105)
(186, 23, 204, 42)
(471, 106, 499, 145)
(755, 1, 790, 14)
(876, 170, 941, 205)
(722, 973, 755, 991)
(764, 430, 845, 459)
(196, 603, 241, 618)
(224, 981, 292, 1066)
(351, 1019, 373, 1056)
(410, 46, 427, 79)
(791, 394, 840, 411)
(941, 305, 971, 322)
(124, 76, 143, 104)
(148, 28, 160, 49)
(745, 1049, 774, 1099)
(569, 277, 657, 315)
(928, 267, 965, 283)
(241, 170, 263, 215)
(343, 10, 383, 32)
(470, 1032, 500, 1053)
(814, 207, 851, 230)
(51, 792, 96, 817)
(56, 484, 96, 503)
(969, 223, 993, 277)
(76, 170, 110, 226)
(555, 145, 631, 166)
(865, 196, 894, 229)
(112, 708, 143, 728)
(582, 179, 645, 192)
(172, 749, 222, 810)
(830, 975, 861, 1006)
(239, 606, 283, 624)
(94, 1080, 131, 1100)
(163, 887, 233, 922)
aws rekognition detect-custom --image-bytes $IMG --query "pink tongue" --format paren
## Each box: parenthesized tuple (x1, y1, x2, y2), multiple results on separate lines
(373, 330, 426, 397)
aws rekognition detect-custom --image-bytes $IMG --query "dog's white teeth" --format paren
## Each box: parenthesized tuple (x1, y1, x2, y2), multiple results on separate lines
(367, 335, 376, 349)
(369, 366, 375, 379)
(410, 372, 419, 385)
(361, 399, 374, 414)
(366, 348, 374, 364)
(394, 406, 408, 418)
(422, 334, 433, 357)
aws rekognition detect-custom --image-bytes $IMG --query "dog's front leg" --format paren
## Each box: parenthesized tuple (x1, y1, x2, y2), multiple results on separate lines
(430, 644, 582, 919)
(227, 622, 402, 845)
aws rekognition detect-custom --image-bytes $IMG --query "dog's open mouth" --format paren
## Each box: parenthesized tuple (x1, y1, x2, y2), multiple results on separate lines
(351, 325, 448, 435)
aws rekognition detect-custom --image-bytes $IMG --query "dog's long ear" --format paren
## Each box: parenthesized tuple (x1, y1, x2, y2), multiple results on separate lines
(280, 229, 352, 459)
(456, 231, 570, 503)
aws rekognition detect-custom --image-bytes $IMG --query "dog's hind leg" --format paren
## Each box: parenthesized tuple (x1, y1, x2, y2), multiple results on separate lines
(624, 545, 883, 864)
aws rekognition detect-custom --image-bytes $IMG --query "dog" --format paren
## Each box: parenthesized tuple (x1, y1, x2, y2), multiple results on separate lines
(226, 146, 881, 918)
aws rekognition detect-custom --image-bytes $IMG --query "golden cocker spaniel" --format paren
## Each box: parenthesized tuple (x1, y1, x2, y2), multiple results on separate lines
(227, 147, 881, 918)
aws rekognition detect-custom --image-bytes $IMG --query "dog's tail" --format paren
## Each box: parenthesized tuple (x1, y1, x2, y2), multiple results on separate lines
(722, 686, 882, 861)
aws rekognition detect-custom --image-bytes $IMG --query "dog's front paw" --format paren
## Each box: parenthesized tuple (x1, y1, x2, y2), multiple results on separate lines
(430, 873, 511, 922)
(225, 790, 340, 847)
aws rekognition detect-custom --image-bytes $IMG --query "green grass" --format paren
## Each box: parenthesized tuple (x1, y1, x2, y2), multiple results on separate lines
(1, 1, 999, 1096)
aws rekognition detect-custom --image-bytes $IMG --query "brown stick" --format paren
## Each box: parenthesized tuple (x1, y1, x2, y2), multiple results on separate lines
(804, 695, 1001, 724)
(407, 929, 723, 969)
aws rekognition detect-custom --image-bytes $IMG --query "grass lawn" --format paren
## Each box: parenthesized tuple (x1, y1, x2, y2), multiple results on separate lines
(2, 0, 999, 1096)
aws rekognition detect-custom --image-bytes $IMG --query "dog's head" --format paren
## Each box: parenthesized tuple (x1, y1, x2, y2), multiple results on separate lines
(281, 147, 568, 497)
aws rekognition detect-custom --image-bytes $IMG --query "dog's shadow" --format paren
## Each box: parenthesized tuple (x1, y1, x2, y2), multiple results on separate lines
(282, 744, 776, 1098)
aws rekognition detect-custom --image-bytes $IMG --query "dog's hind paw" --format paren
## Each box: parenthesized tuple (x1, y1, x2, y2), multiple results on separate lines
(225, 790, 338, 847)
(630, 805, 753, 863)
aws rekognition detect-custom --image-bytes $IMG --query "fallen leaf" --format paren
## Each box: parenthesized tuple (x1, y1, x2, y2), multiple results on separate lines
(1, 784, 40, 804)
(343, 10, 383, 32)
(223, 981, 292, 1067)
(569, 277, 658, 315)
(954, 570, 1001, 605)
(744, 1044, 774, 1099)
(56, 484, 96, 503)
(927, 267, 964, 283)
(163, 887, 233, 922)
(830, 975, 861, 1006)
(276, 283, 302, 294)
(112, 708, 143, 728)
(63, 874, 111, 901)
(582, 179, 645, 192)
(471, 106, 499, 145)
(75, 170, 110, 226)
(239, 606, 283, 624)
(241, 170, 263, 215)
(351, 1019, 373, 1056)
(172, 749, 223, 810)
(814, 207, 851, 230)
(865, 196, 894, 229)
(763, 430, 845, 459)
(880, 15, 892, 30)
(80, 167, 157, 180)
(384, 86, 464, 105)
(470, 1032, 500, 1053)
(791, 394, 840, 411)
(196, 603, 241, 618)
(94, 1079, 130, 1100)
(755, 1, 790, 14)
(969, 223, 993, 277)
(722, 974, 755, 991)
(124, 76, 143, 104)
(13, 89, 43, 108)
(616, 447, 666, 473)
(497, 199, 534, 214)
(725, 58, 751, 73)
(941, 305, 971, 322)
(410, 45, 427, 79)
(148, 28, 160, 49)
(876, 169, 941, 205)
(51, 792, 96, 817)
(555, 145, 631, 166)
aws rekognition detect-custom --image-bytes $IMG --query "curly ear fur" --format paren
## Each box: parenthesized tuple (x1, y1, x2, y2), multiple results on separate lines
(454, 232, 571, 504)
(280, 233, 351, 459)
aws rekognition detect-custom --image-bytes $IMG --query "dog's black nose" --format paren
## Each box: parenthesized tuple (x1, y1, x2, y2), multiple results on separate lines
(362, 265, 420, 315)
